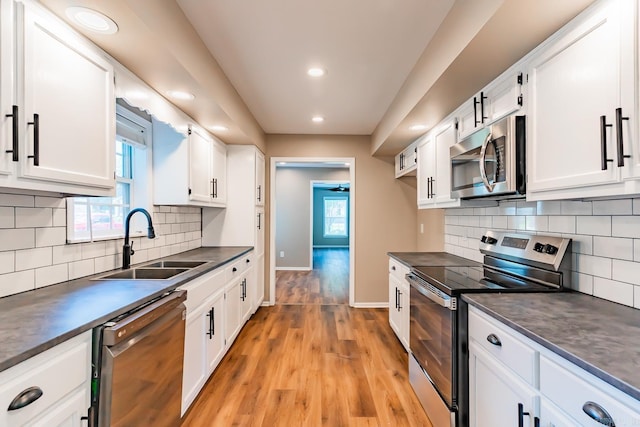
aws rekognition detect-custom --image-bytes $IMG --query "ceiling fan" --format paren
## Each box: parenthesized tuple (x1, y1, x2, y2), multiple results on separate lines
(328, 184, 349, 192)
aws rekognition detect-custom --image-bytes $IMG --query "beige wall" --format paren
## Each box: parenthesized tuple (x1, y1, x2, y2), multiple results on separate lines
(275, 167, 350, 269)
(266, 135, 417, 304)
(417, 209, 445, 252)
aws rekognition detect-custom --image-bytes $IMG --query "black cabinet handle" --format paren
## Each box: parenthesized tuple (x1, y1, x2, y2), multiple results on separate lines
(474, 96, 480, 126)
(601, 115, 613, 170)
(257, 185, 261, 202)
(257, 213, 261, 230)
(8, 386, 43, 411)
(206, 308, 213, 338)
(616, 107, 630, 167)
(534, 416, 540, 427)
(232, 267, 237, 272)
(486, 333, 502, 347)
(583, 401, 615, 426)
(517, 403, 530, 427)
(246, 258, 250, 263)
(5, 105, 18, 161)
(480, 91, 487, 123)
(391, 265, 396, 271)
(395, 287, 399, 310)
(210, 179, 214, 198)
(430, 177, 435, 198)
(27, 113, 39, 166)
(397, 289, 402, 311)
(414, 147, 417, 163)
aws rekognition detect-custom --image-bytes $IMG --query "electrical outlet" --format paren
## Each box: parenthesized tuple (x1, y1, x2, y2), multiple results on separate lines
(280, 251, 284, 258)
(420, 223, 424, 234)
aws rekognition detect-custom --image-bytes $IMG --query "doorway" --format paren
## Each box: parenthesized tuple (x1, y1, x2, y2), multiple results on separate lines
(270, 157, 355, 306)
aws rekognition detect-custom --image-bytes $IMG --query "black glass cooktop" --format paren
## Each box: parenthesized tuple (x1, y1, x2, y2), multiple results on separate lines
(412, 265, 557, 296)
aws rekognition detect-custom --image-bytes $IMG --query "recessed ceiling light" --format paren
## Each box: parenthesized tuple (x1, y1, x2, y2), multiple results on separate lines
(312, 116, 325, 123)
(66, 7, 118, 34)
(209, 125, 228, 132)
(307, 67, 327, 77)
(167, 90, 195, 101)
(409, 124, 428, 131)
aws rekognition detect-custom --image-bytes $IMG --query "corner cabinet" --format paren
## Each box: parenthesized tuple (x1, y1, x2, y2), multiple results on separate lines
(388, 257, 410, 352)
(395, 141, 418, 178)
(1, 0, 115, 196)
(468, 306, 640, 427)
(527, 0, 639, 200)
(417, 120, 460, 209)
(153, 123, 227, 207)
(0, 331, 91, 427)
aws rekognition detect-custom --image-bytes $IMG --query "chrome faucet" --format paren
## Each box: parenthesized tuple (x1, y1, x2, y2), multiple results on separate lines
(122, 208, 156, 269)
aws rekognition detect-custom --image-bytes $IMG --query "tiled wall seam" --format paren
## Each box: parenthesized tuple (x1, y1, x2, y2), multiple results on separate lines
(0, 193, 201, 298)
(444, 199, 640, 309)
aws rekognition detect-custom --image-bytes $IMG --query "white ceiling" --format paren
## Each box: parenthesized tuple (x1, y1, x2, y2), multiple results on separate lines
(176, 0, 455, 135)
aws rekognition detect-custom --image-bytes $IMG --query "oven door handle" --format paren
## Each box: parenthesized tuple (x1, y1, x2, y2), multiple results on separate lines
(479, 132, 496, 192)
(407, 274, 454, 310)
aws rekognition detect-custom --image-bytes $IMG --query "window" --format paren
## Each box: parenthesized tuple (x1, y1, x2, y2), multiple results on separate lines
(323, 196, 348, 237)
(67, 102, 152, 243)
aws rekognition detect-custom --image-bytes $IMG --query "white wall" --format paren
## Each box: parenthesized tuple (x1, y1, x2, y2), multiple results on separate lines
(0, 191, 201, 298)
(444, 198, 640, 309)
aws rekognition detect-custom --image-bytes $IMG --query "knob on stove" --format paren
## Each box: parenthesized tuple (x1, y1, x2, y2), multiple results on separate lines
(533, 242, 545, 253)
(481, 235, 497, 245)
(544, 244, 558, 255)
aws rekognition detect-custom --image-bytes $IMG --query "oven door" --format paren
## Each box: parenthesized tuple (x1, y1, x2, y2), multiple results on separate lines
(407, 274, 456, 409)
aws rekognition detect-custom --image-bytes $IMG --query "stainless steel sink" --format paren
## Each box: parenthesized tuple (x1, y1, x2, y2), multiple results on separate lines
(95, 268, 189, 280)
(144, 260, 207, 269)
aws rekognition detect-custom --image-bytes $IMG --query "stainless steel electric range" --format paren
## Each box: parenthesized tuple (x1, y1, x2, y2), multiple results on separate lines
(405, 230, 572, 427)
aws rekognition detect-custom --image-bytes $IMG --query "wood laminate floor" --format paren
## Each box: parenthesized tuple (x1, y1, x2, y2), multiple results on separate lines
(181, 249, 432, 427)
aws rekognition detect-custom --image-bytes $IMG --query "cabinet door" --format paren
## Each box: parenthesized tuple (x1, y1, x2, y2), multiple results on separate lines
(225, 281, 243, 346)
(527, 0, 632, 193)
(255, 150, 265, 206)
(240, 269, 254, 322)
(21, 3, 114, 190)
(388, 274, 403, 342)
(457, 99, 481, 141)
(255, 254, 265, 310)
(485, 73, 523, 125)
(433, 121, 457, 205)
(0, 0, 16, 176)
(188, 126, 213, 203)
(255, 207, 265, 257)
(398, 280, 410, 351)
(539, 398, 578, 427)
(30, 388, 87, 427)
(469, 342, 538, 427)
(205, 291, 225, 375)
(417, 137, 435, 206)
(181, 304, 207, 414)
(211, 139, 226, 204)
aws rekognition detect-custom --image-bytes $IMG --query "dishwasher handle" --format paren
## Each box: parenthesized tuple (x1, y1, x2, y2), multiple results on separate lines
(103, 290, 186, 346)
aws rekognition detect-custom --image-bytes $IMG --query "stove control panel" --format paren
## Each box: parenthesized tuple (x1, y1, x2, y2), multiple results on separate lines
(533, 243, 558, 254)
(480, 235, 498, 245)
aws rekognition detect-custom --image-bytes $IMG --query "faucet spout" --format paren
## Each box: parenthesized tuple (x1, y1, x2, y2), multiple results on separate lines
(122, 208, 156, 270)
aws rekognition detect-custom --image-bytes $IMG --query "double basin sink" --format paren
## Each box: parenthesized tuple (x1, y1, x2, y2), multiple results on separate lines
(94, 260, 207, 280)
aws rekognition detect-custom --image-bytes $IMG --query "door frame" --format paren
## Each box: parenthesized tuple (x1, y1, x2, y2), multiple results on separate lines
(310, 180, 351, 258)
(270, 157, 356, 306)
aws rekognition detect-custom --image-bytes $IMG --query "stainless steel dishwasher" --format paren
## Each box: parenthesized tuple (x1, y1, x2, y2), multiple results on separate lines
(93, 289, 186, 427)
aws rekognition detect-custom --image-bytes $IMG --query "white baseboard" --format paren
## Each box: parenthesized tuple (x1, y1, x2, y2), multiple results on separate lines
(275, 266, 312, 271)
(351, 302, 388, 308)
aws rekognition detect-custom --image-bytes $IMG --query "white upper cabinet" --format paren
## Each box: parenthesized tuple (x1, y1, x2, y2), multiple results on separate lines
(395, 141, 418, 178)
(0, 0, 115, 196)
(456, 72, 524, 141)
(255, 150, 265, 206)
(153, 122, 226, 207)
(417, 120, 460, 208)
(527, 0, 637, 200)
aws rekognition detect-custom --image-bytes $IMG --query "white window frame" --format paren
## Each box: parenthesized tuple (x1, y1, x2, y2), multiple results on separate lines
(66, 103, 153, 243)
(323, 196, 348, 238)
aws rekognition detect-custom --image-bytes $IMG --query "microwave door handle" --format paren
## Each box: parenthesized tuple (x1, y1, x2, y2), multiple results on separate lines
(479, 132, 496, 192)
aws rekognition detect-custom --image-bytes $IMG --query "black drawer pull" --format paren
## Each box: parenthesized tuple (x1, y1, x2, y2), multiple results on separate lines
(27, 113, 39, 166)
(486, 333, 502, 347)
(5, 105, 18, 161)
(600, 115, 613, 170)
(518, 403, 529, 427)
(583, 401, 615, 426)
(232, 267, 237, 272)
(8, 386, 43, 411)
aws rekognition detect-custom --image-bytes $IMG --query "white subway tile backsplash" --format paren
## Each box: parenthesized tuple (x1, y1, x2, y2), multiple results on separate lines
(52, 208, 66, 227)
(0, 229, 34, 251)
(15, 208, 52, 228)
(634, 199, 640, 215)
(635, 286, 640, 309)
(35, 196, 65, 209)
(52, 244, 82, 264)
(479, 216, 492, 228)
(492, 216, 508, 229)
(548, 216, 575, 234)
(571, 271, 593, 294)
(564, 234, 593, 255)
(593, 277, 634, 307)
(81, 242, 107, 259)
(15, 247, 52, 271)
(0, 193, 34, 208)
(536, 201, 562, 215)
(516, 201, 537, 216)
(526, 215, 548, 232)
(636, 240, 640, 262)
(507, 216, 526, 230)
(576, 216, 611, 237)
(612, 216, 640, 238)
(593, 237, 633, 261)
(68, 259, 95, 280)
(36, 228, 66, 247)
(35, 264, 68, 288)
(95, 254, 119, 273)
(612, 259, 640, 286)
(576, 254, 611, 278)
(0, 207, 14, 228)
(561, 201, 592, 215)
(500, 202, 517, 216)
(593, 199, 633, 215)
(0, 252, 14, 274)
(0, 270, 34, 297)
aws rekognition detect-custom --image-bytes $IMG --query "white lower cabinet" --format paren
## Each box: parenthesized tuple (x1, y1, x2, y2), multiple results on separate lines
(224, 277, 243, 348)
(469, 306, 640, 427)
(469, 342, 538, 427)
(388, 257, 410, 352)
(0, 331, 91, 427)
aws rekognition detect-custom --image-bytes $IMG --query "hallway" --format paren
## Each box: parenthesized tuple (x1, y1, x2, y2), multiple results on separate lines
(181, 249, 432, 426)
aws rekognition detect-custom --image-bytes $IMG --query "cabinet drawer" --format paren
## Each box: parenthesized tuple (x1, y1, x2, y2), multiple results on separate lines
(180, 267, 226, 312)
(540, 355, 640, 426)
(227, 254, 253, 280)
(0, 332, 91, 426)
(468, 308, 537, 386)
(389, 258, 410, 280)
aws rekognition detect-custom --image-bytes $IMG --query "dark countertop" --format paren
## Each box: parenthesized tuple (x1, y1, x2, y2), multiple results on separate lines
(463, 292, 640, 401)
(0, 246, 252, 373)
(388, 251, 481, 268)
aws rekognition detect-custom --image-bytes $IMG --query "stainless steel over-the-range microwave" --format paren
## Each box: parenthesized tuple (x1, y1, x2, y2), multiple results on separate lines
(449, 115, 526, 199)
